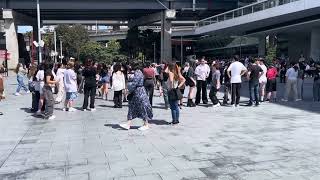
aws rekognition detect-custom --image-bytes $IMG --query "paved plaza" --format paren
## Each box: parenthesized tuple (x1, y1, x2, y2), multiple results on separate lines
(0, 75, 320, 180)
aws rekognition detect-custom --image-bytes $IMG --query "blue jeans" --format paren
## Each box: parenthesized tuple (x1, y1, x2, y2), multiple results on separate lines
(169, 100, 179, 123)
(16, 75, 28, 93)
(249, 83, 259, 104)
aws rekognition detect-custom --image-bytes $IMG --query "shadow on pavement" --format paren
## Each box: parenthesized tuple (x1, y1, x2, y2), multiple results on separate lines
(104, 124, 140, 130)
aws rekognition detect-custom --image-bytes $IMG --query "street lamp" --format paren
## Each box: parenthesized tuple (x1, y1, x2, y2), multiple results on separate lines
(59, 36, 63, 61)
(153, 42, 156, 63)
(36, 0, 42, 63)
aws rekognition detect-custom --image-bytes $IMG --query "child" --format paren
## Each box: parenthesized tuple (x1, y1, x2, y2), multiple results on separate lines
(63, 61, 78, 112)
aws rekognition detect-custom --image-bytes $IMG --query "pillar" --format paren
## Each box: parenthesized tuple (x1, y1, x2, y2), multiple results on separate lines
(258, 35, 266, 57)
(161, 11, 172, 63)
(310, 28, 320, 61)
(3, 10, 19, 69)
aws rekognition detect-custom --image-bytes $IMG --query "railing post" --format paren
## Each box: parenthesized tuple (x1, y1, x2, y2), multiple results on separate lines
(252, 5, 254, 13)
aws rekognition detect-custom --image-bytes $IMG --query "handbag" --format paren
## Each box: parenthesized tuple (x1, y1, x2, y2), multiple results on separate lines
(168, 88, 183, 101)
(127, 92, 134, 101)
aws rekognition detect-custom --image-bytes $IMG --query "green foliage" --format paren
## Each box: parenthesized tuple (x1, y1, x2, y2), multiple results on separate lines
(80, 40, 126, 64)
(56, 24, 89, 59)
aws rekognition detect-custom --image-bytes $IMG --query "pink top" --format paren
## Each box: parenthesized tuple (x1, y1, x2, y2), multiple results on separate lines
(267, 67, 278, 80)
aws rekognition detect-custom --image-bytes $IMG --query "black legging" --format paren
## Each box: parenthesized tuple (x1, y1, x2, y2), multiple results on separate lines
(83, 85, 96, 109)
(144, 79, 154, 106)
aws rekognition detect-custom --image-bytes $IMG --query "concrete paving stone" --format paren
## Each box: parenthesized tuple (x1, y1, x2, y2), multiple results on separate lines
(89, 168, 135, 179)
(234, 170, 278, 180)
(109, 159, 151, 171)
(132, 163, 177, 176)
(68, 173, 89, 180)
(240, 161, 282, 171)
(159, 169, 207, 180)
(167, 156, 215, 170)
(114, 174, 162, 180)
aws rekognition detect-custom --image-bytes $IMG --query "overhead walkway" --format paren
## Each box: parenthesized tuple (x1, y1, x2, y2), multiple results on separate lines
(173, 0, 320, 37)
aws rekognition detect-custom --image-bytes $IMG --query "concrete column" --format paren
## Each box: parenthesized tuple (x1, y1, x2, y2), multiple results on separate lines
(258, 35, 266, 57)
(310, 28, 320, 61)
(161, 11, 172, 63)
(3, 10, 19, 69)
(288, 32, 310, 62)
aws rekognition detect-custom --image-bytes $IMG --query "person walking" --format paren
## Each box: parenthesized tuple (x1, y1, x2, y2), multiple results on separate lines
(166, 63, 185, 125)
(42, 62, 58, 120)
(183, 62, 196, 107)
(247, 58, 263, 106)
(82, 59, 97, 111)
(112, 63, 126, 108)
(119, 63, 153, 131)
(195, 58, 210, 105)
(313, 62, 320, 102)
(143, 62, 156, 106)
(227, 56, 247, 107)
(55, 63, 65, 103)
(282, 62, 299, 102)
(266, 64, 278, 102)
(209, 63, 221, 107)
(63, 61, 78, 112)
(14, 63, 29, 96)
(259, 59, 267, 102)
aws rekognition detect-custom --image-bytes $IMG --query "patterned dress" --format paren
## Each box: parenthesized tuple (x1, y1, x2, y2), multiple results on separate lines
(127, 70, 153, 121)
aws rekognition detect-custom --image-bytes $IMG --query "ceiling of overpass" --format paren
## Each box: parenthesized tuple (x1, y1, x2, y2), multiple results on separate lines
(1, 0, 238, 21)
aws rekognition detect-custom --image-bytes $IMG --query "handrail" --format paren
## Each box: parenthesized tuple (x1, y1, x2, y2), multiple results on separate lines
(196, 0, 300, 27)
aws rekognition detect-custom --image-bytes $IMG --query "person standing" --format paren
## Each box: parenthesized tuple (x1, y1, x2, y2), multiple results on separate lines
(35, 63, 45, 115)
(297, 62, 305, 101)
(55, 63, 65, 103)
(82, 59, 97, 111)
(100, 64, 111, 100)
(247, 58, 263, 106)
(14, 63, 30, 96)
(119, 63, 153, 131)
(313, 62, 320, 102)
(183, 62, 196, 107)
(209, 63, 221, 107)
(112, 64, 126, 108)
(194, 58, 210, 105)
(227, 55, 247, 107)
(259, 59, 268, 102)
(266, 64, 278, 102)
(143, 62, 155, 106)
(166, 63, 185, 125)
(223, 62, 231, 105)
(161, 64, 170, 109)
(282, 63, 299, 102)
(63, 61, 78, 112)
(42, 62, 58, 120)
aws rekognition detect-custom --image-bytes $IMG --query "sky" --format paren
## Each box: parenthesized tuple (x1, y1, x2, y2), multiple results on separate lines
(18, 26, 33, 33)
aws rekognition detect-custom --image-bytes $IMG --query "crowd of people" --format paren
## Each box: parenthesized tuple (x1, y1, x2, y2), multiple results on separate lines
(1, 54, 320, 129)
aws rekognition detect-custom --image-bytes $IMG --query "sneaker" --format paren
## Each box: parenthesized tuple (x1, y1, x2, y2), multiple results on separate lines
(62, 108, 68, 111)
(213, 103, 221, 108)
(90, 108, 96, 112)
(82, 108, 88, 111)
(138, 125, 150, 131)
(68, 107, 77, 112)
(119, 123, 130, 130)
(35, 111, 43, 116)
(48, 115, 56, 120)
(281, 99, 288, 102)
(26, 91, 30, 94)
(14, 92, 21, 96)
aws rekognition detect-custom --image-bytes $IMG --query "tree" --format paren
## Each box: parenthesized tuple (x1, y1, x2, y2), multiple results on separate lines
(56, 24, 89, 59)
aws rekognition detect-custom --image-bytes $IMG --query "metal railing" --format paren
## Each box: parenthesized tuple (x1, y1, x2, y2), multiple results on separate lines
(196, 0, 300, 27)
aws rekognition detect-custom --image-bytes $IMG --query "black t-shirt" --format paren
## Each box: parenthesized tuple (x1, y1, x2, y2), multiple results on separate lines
(82, 67, 97, 87)
(248, 64, 263, 84)
(314, 68, 320, 81)
(224, 68, 230, 84)
(44, 69, 53, 85)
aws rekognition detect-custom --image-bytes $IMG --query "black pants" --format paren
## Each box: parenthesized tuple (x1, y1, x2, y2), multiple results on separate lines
(83, 85, 96, 109)
(196, 80, 208, 104)
(32, 91, 40, 112)
(280, 73, 286, 83)
(144, 79, 154, 106)
(114, 90, 123, 107)
(231, 83, 241, 105)
(209, 86, 220, 105)
(223, 83, 231, 103)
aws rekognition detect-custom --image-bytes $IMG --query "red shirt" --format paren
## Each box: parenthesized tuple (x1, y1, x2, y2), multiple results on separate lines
(143, 68, 155, 79)
(267, 67, 278, 80)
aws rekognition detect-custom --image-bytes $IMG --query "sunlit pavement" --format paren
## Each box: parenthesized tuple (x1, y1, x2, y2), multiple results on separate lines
(0, 74, 320, 180)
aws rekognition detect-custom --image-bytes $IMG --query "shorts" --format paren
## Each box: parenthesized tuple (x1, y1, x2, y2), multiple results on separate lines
(66, 92, 78, 101)
(266, 79, 277, 92)
(186, 78, 195, 87)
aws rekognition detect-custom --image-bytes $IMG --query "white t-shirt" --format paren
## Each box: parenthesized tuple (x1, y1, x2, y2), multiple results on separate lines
(112, 72, 126, 91)
(36, 70, 44, 93)
(56, 68, 65, 82)
(64, 69, 77, 92)
(227, 61, 247, 83)
(259, 64, 267, 83)
(286, 67, 298, 80)
(195, 64, 210, 81)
